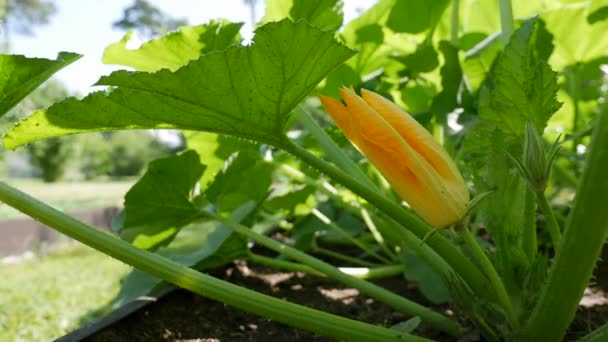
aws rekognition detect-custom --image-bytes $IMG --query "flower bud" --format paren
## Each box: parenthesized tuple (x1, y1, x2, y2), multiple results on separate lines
(320, 88, 469, 228)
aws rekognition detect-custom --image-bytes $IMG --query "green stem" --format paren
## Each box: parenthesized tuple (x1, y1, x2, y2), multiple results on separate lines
(535, 191, 562, 249)
(248, 253, 405, 280)
(283, 139, 493, 302)
(315, 246, 380, 267)
(461, 228, 519, 329)
(248, 252, 324, 275)
(360, 208, 399, 260)
(522, 189, 537, 262)
(568, 67, 581, 153)
(578, 322, 608, 342)
(295, 105, 377, 190)
(450, 0, 460, 46)
(0, 182, 420, 342)
(312, 208, 392, 264)
(205, 211, 464, 336)
(523, 107, 608, 341)
(499, 0, 514, 47)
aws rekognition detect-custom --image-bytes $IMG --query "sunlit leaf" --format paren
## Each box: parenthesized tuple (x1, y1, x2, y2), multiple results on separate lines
(206, 150, 274, 213)
(478, 18, 560, 135)
(103, 20, 243, 72)
(0, 52, 80, 117)
(123, 150, 205, 229)
(430, 41, 462, 122)
(588, 0, 608, 24)
(542, 6, 608, 68)
(112, 213, 250, 307)
(185, 131, 258, 187)
(3, 19, 355, 149)
(387, 0, 449, 34)
(262, 0, 343, 31)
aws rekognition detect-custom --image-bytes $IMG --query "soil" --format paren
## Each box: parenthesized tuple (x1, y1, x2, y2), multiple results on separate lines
(83, 257, 608, 342)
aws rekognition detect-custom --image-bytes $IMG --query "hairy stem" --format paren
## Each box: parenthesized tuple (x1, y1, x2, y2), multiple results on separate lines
(523, 107, 608, 341)
(461, 228, 519, 329)
(535, 191, 562, 249)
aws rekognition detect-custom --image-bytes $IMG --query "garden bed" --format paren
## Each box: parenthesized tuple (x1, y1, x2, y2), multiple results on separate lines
(60, 258, 608, 342)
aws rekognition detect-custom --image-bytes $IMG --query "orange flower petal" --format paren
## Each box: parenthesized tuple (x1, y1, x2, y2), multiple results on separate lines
(321, 88, 469, 227)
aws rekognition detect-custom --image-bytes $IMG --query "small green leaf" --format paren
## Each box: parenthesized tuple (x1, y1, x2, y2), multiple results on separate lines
(185, 131, 258, 187)
(262, 0, 343, 31)
(112, 212, 249, 307)
(402, 251, 450, 304)
(123, 150, 205, 229)
(396, 43, 439, 74)
(430, 41, 462, 122)
(0, 52, 80, 117)
(478, 18, 561, 135)
(386, 0, 449, 34)
(3, 19, 356, 149)
(341, 0, 396, 75)
(206, 150, 274, 213)
(103, 20, 243, 72)
(391, 317, 421, 333)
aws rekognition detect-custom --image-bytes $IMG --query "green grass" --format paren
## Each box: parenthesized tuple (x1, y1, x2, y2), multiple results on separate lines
(0, 244, 130, 341)
(0, 179, 134, 219)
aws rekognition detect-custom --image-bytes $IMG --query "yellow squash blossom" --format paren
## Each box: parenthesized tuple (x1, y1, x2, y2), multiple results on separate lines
(320, 88, 469, 228)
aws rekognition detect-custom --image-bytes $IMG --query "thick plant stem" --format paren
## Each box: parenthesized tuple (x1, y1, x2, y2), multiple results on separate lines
(522, 108, 608, 341)
(248, 253, 405, 280)
(522, 189, 537, 262)
(0, 182, 421, 342)
(283, 139, 493, 302)
(535, 191, 562, 249)
(499, 0, 514, 47)
(205, 211, 464, 337)
(461, 228, 519, 329)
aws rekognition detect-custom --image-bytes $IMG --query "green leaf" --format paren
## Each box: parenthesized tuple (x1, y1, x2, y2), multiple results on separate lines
(3, 19, 356, 149)
(262, 0, 343, 31)
(264, 185, 316, 216)
(478, 18, 561, 135)
(396, 43, 439, 74)
(542, 6, 608, 68)
(185, 131, 258, 187)
(113, 210, 250, 307)
(430, 41, 462, 122)
(386, 0, 449, 34)
(402, 251, 450, 304)
(588, 0, 608, 24)
(391, 317, 421, 333)
(341, 0, 397, 75)
(103, 20, 243, 72)
(462, 33, 502, 92)
(206, 150, 274, 213)
(0, 52, 80, 118)
(123, 150, 205, 229)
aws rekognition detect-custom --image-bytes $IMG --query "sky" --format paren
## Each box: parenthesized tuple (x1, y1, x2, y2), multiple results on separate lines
(9, 0, 374, 95)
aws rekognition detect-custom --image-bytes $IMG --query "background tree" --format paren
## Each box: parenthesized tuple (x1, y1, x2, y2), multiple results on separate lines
(112, 0, 187, 38)
(106, 130, 170, 177)
(0, 0, 56, 50)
